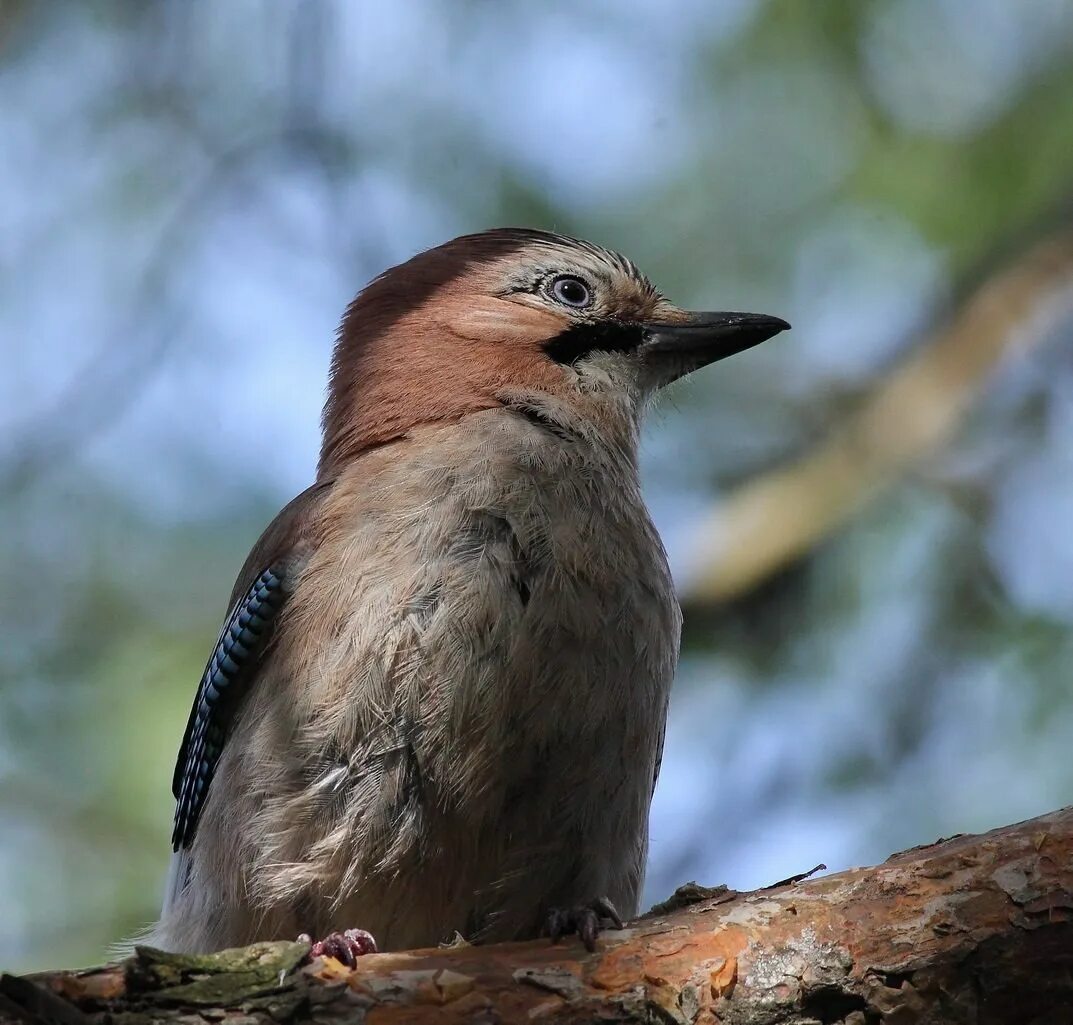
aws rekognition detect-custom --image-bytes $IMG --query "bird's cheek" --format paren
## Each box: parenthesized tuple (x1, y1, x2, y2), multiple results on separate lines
(447, 299, 567, 347)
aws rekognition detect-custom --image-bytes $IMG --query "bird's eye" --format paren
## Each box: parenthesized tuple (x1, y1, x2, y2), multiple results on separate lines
(548, 275, 593, 309)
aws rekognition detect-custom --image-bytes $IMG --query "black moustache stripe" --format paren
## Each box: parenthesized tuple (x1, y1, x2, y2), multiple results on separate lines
(544, 320, 645, 366)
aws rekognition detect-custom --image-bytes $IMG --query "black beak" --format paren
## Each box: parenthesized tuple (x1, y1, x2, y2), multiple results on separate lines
(640, 311, 790, 381)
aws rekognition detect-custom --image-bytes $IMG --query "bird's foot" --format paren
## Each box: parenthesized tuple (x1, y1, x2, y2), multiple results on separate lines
(545, 896, 624, 952)
(298, 928, 378, 967)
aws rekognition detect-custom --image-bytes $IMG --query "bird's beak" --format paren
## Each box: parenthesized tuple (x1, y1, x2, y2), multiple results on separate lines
(640, 311, 790, 385)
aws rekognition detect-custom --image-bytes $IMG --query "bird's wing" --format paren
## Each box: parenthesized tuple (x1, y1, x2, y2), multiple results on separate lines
(170, 480, 332, 852)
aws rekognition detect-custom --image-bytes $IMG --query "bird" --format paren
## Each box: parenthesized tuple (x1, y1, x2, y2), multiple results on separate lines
(147, 227, 789, 962)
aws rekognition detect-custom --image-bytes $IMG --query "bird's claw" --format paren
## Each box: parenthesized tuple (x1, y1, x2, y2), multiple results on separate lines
(298, 927, 378, 967)
(545, 896, 624, 952)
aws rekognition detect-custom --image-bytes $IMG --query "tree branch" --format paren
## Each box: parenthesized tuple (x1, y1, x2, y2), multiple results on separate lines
(681, 230, 1073, 607)
(5, 806, 1072, 1023)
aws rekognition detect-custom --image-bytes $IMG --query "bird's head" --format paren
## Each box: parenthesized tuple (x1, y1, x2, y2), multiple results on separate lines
(319, 228, 788, 476)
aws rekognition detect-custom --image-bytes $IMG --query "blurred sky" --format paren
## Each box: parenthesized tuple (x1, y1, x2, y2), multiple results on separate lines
(3, 0, 1073, 972)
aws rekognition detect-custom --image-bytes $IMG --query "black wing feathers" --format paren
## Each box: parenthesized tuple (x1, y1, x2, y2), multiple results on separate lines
(171, 564, 288, 850)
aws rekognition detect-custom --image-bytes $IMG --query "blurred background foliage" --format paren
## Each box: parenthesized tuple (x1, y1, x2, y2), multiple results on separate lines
(3, 0, 1073, 973)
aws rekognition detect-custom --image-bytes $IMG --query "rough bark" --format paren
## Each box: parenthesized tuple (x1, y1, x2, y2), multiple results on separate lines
(4, 806, 1073, 1025)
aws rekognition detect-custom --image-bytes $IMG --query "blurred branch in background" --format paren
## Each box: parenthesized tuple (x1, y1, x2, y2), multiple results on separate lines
(682, 227, 1073, 607)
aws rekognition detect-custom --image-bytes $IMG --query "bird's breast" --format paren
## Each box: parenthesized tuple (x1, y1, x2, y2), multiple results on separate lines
(292, 408, 681, 814)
